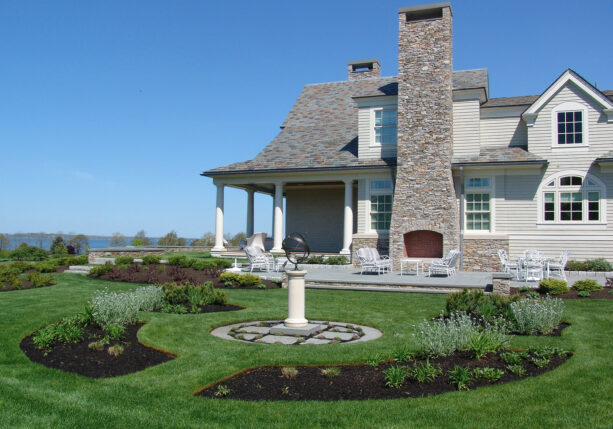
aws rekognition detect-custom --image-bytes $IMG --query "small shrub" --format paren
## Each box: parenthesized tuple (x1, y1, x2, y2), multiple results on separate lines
(34, 261, 59, 273)
(8, 261, 34, 273)
(324, 256, 348, 265)
(538, 279, 569, 295)
(577, 290, 591, 298)
(506, 364, 526, 376)
(5, 274, 23, 289)
(132, 285, 164, 311)
(281, 367, 298, 379)
(565, 260, 587, 271)
(219, 272, 240, 284)
(383, 365, 409, 389)
(472, 367, 504, 382)
(89, 262, 114, 277)
(572, 279, 602, 292)
(321, 367, 341, 378)
(10, 245, 48, 261)
(161, 303, 188, 314)
(214, 385, 231, 397)
(27, 272, 55, 288)
(114, 256, 134, 265)
(448, 366, 472, 391)
(104, 324, 126, 340)
(510, 296, 565, 335)
(305, 255, 325, 264)
(142, 255, 162, 265)
(167, 255, 190, 267)
(410, 360, 441, 383)
(500, 352, 522, 366)
(392, 344, 414, 362)
(32, 318, 85, 353)
(89, 288, 140, 327)
(107, 344, 124, 357)
(237, 273, 261, 287)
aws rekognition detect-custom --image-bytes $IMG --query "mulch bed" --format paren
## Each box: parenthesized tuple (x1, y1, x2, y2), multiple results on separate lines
(153, 303, 245, 314)
(511, 286, 613, 300)
(20, 323, 175, 378)
(0, 266, 67, 292)
(93, 264, 281, 289)
(197, 350, 570, 401)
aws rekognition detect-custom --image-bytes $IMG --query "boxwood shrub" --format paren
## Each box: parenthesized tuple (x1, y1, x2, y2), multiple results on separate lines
(142, 255, 162, 265)
(89, 262, 114, 277)
(10, 245, 48, 261)
(572, 279, 603, 292)
(114, 256, 134, 265)
(566, 258, 613, 272)
(538, 279, 569, 295)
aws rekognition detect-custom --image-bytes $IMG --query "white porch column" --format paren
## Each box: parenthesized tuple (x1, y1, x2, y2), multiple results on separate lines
(340, 179, 354, 255)
(212, 182, 225, 253)
(272, 181, 284, 253)
(246, 189, 254, 237)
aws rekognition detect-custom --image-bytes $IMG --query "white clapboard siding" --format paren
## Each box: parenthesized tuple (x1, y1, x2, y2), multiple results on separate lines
(452, 99, 480, 156)
(285, 187, 344, 252)
(480, 116, 527, 147)
(509, 233, 613, 262)
(357, 179, 368, 233)
(493, 172, 542, 233)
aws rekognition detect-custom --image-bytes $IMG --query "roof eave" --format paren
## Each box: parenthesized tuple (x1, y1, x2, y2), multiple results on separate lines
(202, 163, 397, 177)
(452, 160, 548, 168)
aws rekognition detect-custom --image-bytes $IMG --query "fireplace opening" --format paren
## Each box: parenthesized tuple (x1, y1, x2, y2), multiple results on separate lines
(403, 230, 443, 258)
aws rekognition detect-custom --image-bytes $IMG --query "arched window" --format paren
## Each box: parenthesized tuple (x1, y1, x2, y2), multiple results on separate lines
(539, 171, 605, 224)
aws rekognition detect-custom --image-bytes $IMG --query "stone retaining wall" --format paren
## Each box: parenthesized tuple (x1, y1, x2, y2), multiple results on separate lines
(87, 246, 221, 264)
(463, 238, 508, 272)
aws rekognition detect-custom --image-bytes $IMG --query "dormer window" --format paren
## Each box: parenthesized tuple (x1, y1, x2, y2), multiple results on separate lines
(557, 111, 582, 144)
(372, 109, 397, 146)
(551, 102, 588, 147)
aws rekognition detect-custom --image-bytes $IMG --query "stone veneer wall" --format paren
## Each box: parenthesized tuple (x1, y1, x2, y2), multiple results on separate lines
(351, 234, 390, 266)
(463, 238, 509, 272)
(389, 5, 459, 270)
(87, 246, 215, 264)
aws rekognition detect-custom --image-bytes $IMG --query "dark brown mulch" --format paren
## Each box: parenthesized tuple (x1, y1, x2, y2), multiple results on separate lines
(153, 303, 245, 314)
(197, 350, 570, 401)
(92, 264, 281, 289)
(511, 286, 613, 300)
(20, 323, 175, 378)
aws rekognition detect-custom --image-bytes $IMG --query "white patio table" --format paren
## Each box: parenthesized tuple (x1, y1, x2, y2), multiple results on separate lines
(400, 258, 423, 276)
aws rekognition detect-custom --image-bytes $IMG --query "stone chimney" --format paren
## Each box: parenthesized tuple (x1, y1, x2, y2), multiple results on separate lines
(389, 2, 459, 267)
(347, 59, 381, 80)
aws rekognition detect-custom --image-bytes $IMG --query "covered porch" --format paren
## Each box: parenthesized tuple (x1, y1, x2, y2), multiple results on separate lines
(207, 172, 359, 257)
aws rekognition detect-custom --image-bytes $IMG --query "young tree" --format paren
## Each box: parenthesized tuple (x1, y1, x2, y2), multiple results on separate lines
(176, 237, 187, 246)
(157, 231, 178, 246)
(229, 232, 247, 246)
(68, 234, 89, 254)
(109, 232, 127, 246)
(190, 232, 215, 246)
(50, 236, 67, 255)
(0, 234, 10, 251)
(131, 230, 151, 246)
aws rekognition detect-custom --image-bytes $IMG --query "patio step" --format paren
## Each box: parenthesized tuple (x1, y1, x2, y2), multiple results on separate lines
(305, 279, 483, 294)
(64, 265, 93, 274)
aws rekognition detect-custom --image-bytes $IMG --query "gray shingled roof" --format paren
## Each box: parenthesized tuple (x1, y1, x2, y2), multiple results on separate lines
(452, 146, 547, 166)
(483, 89, 613, 108)
(204, 71, 489, 176)
(595, 150, 613, 163)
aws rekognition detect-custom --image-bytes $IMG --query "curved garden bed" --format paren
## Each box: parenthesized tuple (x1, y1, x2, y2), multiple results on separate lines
(20, 322, 174, 378)
(197, 348, 571, 401)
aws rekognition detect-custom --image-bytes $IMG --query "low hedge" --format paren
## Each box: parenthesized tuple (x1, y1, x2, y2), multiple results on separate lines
(89, 262, 114, 277)
(566, 258, 613, 272)
(219, 272, 261, 287)
(114, 256, 134, 265)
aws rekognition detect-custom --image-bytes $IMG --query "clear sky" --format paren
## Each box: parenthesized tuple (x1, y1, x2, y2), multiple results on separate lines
(1, 0, 611, 239)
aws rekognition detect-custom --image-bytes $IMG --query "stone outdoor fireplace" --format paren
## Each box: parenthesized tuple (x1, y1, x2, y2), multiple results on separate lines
(389, 3, 459, 269)
(403, 230, 443, 258)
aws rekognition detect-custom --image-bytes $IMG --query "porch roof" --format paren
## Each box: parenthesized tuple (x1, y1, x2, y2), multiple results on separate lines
(452, 146, 547, 167)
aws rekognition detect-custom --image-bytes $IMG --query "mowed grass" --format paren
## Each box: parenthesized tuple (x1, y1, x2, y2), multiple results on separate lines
(0, 274, 612, 428)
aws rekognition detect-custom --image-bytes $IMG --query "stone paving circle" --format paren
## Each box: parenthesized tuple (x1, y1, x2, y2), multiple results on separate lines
(211, 320, 382, 345)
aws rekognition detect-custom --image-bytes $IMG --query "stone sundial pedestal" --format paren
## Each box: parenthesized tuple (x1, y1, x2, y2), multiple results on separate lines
(269, 233, 320, 336)
(269, 269, 321, 336)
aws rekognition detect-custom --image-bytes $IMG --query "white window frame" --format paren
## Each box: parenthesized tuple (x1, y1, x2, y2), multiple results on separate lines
(370, 107, 397, 148)
(465, 176, 494, 233)
(368, 179, 393, 232)
(537, 170, 606, 225)
(551, 101, 589, 148)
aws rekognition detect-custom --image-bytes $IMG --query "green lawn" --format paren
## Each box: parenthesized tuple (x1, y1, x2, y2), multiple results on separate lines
(0, 274, 612, 428)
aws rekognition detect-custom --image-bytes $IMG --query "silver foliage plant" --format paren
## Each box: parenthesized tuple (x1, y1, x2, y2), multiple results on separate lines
(510, 296, 564, 335)
(411, 312, 509, 357)
(90, 286, 163, 327)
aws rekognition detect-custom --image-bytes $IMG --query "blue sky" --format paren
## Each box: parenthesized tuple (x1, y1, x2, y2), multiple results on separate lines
(1, 0, 611, 238)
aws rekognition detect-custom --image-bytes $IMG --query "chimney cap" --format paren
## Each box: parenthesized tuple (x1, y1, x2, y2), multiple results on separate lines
(348, 59, 380, 67)
(399, 2, 452, 15)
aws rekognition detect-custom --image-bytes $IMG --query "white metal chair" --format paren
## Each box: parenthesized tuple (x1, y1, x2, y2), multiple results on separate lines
(524, 249, 542, 261)
(428, 250, 460, 277)
(356, 248, 392, 275)
(244, 246, 274, 273)
(546, 250, 569, 280)
(497, 249, 520, 279)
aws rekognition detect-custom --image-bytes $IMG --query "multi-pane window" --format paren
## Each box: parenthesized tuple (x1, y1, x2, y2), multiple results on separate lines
(466, 177, 491, 231)
(557, 111, 583, 144)
(370, 194, 392, 230)
(374, 109, 397, 145)
(542, 174, 602, 223)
